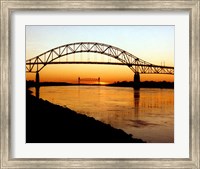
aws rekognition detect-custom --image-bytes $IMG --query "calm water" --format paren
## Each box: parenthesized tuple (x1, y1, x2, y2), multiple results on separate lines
(30, 86, 174, 143)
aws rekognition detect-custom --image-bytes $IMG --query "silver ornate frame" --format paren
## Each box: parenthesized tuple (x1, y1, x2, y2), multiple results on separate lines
(0, 0, 199, 168)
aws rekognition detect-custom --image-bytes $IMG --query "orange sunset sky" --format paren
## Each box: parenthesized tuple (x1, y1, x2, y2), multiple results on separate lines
(26, 26, 174, 84)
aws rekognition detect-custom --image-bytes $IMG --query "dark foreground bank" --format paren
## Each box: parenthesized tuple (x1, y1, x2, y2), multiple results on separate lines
(26, 90, 145, 143)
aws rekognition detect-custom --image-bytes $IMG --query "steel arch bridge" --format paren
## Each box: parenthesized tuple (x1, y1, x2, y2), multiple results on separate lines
(26, 42, 174, 74)
(26, 42, 174, 88)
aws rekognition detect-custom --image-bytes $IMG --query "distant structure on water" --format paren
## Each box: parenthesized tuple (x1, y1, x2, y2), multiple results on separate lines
(78, 77, 100, 85)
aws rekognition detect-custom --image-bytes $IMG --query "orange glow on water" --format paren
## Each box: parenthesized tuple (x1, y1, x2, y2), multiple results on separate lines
(29, 86, 174, 142)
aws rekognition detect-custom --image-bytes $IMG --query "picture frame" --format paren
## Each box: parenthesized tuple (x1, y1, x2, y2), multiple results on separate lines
(0, 0, 199, 168)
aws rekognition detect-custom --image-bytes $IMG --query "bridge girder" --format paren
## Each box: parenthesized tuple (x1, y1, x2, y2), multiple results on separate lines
(26, 42, 174, 75)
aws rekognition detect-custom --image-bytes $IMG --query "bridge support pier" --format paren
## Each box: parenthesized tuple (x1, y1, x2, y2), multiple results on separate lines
(36, 72, 40, 87)
(134, 72, 140, 89)
(35, 72, 40, 98)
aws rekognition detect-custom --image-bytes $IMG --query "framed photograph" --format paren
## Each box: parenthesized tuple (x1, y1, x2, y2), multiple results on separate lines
(1, 0, 199, 168)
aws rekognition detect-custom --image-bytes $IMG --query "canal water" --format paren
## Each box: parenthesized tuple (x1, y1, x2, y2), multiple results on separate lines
(30, 86, 174, 143)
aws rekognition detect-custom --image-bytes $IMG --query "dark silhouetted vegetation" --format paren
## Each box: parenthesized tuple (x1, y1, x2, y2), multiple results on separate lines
(107, 81, 174, 89)
(26, 80, 71, 87)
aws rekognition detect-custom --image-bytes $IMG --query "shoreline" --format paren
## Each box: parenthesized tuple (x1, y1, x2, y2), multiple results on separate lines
(26, 80, 174, 89)
(26, 90, 145, 143)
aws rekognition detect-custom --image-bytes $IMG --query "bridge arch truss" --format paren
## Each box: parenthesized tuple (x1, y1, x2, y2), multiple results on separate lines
(26, 42, 174, 75)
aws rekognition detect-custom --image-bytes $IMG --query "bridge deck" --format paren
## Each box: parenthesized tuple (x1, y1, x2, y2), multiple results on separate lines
(26, 61, 174, 69)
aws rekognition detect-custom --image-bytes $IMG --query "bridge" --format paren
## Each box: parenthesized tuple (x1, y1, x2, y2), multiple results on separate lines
(26, 42, 174, 88)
